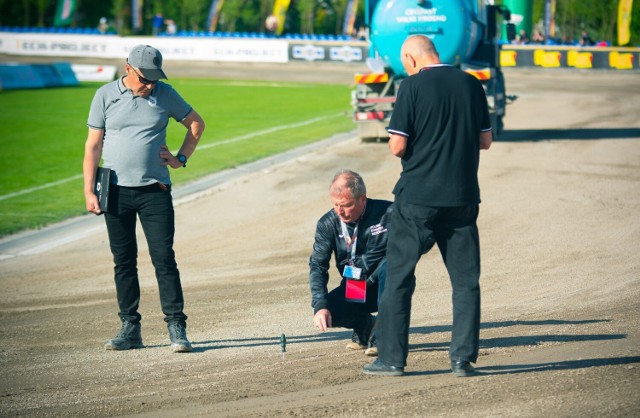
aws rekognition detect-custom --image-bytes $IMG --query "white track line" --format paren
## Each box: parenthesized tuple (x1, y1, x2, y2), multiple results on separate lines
(0, 174, 84, 201)
(0, 114, 342, 202)
(196, 113, 341, 150)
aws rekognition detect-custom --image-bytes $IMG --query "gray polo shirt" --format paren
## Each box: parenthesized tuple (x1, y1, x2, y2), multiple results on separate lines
(87, 77, 192, 186)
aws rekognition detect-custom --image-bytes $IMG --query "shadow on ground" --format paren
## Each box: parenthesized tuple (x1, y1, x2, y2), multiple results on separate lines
(497, 128, 640, 142)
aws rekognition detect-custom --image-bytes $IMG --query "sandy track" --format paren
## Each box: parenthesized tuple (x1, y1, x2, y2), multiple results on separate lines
(0, 68, 639, 417)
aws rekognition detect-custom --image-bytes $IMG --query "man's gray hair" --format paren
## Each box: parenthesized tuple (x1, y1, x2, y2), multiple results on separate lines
(330, 169, 366, 199)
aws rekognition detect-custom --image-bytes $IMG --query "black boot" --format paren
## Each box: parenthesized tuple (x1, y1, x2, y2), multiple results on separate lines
(168, 322, 193, 353)
(363, 358, 404, 376)
(105, 320, 143, 350)
(451, 360, 478, 377)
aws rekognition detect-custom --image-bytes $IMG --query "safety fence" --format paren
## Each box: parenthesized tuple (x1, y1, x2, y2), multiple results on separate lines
(1, 31, 638, 74)
(501, 45, 640, 71)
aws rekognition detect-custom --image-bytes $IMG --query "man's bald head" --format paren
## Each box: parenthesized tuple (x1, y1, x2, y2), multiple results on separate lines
(400, 35, 441, 75)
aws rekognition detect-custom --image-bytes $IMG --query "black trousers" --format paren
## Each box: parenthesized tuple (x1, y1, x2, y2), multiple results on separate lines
(377, 195, 481, 368)
(327, 260, 386, 330)
(104, 184, 187, 325)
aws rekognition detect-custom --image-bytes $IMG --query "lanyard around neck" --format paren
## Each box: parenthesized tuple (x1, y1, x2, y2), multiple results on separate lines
(339, 221, 358, 263)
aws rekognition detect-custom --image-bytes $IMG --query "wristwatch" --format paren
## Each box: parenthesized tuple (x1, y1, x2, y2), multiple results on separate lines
(177, 153, 187, 167)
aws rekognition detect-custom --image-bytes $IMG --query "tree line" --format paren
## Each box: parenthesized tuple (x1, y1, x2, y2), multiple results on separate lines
(0, 0, 364, 37)
(531, 0, 639, 46)
(0, 0, 637, 45)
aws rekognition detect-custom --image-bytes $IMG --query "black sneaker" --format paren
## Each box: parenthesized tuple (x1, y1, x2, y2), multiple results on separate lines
(168, 322, 193, 353)
(363, 358, 404, 376)
(105, 321, 143, 350)
(451, 360, 478, 377)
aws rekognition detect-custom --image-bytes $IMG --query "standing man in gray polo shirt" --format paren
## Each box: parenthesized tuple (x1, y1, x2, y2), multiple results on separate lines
(83, 45, 205, 352)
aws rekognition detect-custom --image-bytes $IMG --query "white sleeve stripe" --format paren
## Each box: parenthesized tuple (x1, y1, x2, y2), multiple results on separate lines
(386, 128, 409, 137)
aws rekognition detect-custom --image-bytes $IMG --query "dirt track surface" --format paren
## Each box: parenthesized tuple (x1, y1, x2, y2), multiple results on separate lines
(1, 67, 639, 417)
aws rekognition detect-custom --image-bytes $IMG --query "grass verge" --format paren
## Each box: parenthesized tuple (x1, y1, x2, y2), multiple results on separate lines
(0, 79, 355, 237)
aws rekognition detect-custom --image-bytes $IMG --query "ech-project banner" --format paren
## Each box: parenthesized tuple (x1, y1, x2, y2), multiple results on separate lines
(0, 33, 290, 63)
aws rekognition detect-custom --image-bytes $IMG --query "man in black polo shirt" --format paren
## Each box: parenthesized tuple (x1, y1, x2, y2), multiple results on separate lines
(363, 35, 493, 377)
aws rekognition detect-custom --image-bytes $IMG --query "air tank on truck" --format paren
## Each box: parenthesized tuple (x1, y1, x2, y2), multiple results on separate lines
(352, 0, 516, 141)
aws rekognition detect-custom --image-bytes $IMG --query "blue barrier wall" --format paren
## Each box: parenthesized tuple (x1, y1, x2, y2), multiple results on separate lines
(0, 62, 78, 90)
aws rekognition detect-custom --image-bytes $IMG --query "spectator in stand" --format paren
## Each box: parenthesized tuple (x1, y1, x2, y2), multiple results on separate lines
(515, 29, 529, 44)
(152, 13, 164, 36)
(579, 31, 594, 47)
(531, 30, 545, 44)
(98, 17, 109, 34)
(97, 17, 116, 34)
(356, 26, 368, 41)
(165, 19, 177, 36)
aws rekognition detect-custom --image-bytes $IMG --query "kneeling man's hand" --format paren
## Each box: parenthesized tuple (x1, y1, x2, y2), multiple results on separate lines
(313, 309, 332, 331)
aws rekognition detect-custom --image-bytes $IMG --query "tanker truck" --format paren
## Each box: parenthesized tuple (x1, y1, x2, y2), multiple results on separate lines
(352, 0, 515, 141)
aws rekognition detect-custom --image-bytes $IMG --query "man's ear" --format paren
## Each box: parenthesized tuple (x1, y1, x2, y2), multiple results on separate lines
(406, 53, 418, 73)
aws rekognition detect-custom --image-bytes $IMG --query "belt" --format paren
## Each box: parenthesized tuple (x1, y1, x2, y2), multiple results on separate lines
(115, 182, 171, 192)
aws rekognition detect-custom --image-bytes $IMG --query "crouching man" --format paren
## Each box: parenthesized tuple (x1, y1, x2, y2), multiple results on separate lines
(309, 170, 392, 356)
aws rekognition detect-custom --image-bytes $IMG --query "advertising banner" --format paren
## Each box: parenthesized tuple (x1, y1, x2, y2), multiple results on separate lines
(54, 0, 76, 27)
(618, 0, 633, 46)
(343, 0, 359, 36)
(207, 0, 225, 33)
(273, 0, 292, 36)
(132, 0, 143, 31)
(0, 33, 290, 64)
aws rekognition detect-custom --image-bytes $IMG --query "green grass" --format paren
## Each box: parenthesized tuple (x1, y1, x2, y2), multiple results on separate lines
(0, 79, 355, 237)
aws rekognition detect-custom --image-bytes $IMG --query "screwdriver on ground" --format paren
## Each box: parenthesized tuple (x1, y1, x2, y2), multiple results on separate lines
(280, 333, 286, 360)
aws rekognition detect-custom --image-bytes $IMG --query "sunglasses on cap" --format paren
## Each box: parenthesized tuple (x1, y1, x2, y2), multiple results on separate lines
(130, 66, 156, 85)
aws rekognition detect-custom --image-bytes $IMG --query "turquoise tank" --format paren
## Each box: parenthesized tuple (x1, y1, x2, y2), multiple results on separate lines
(370, 0, 485, 76)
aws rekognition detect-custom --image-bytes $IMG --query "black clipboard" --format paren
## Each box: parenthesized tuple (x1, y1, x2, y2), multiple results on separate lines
(94, 167, 112, 212)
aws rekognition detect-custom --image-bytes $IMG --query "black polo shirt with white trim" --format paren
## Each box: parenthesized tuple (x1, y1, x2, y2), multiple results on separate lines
(387, 64, 491, 207)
